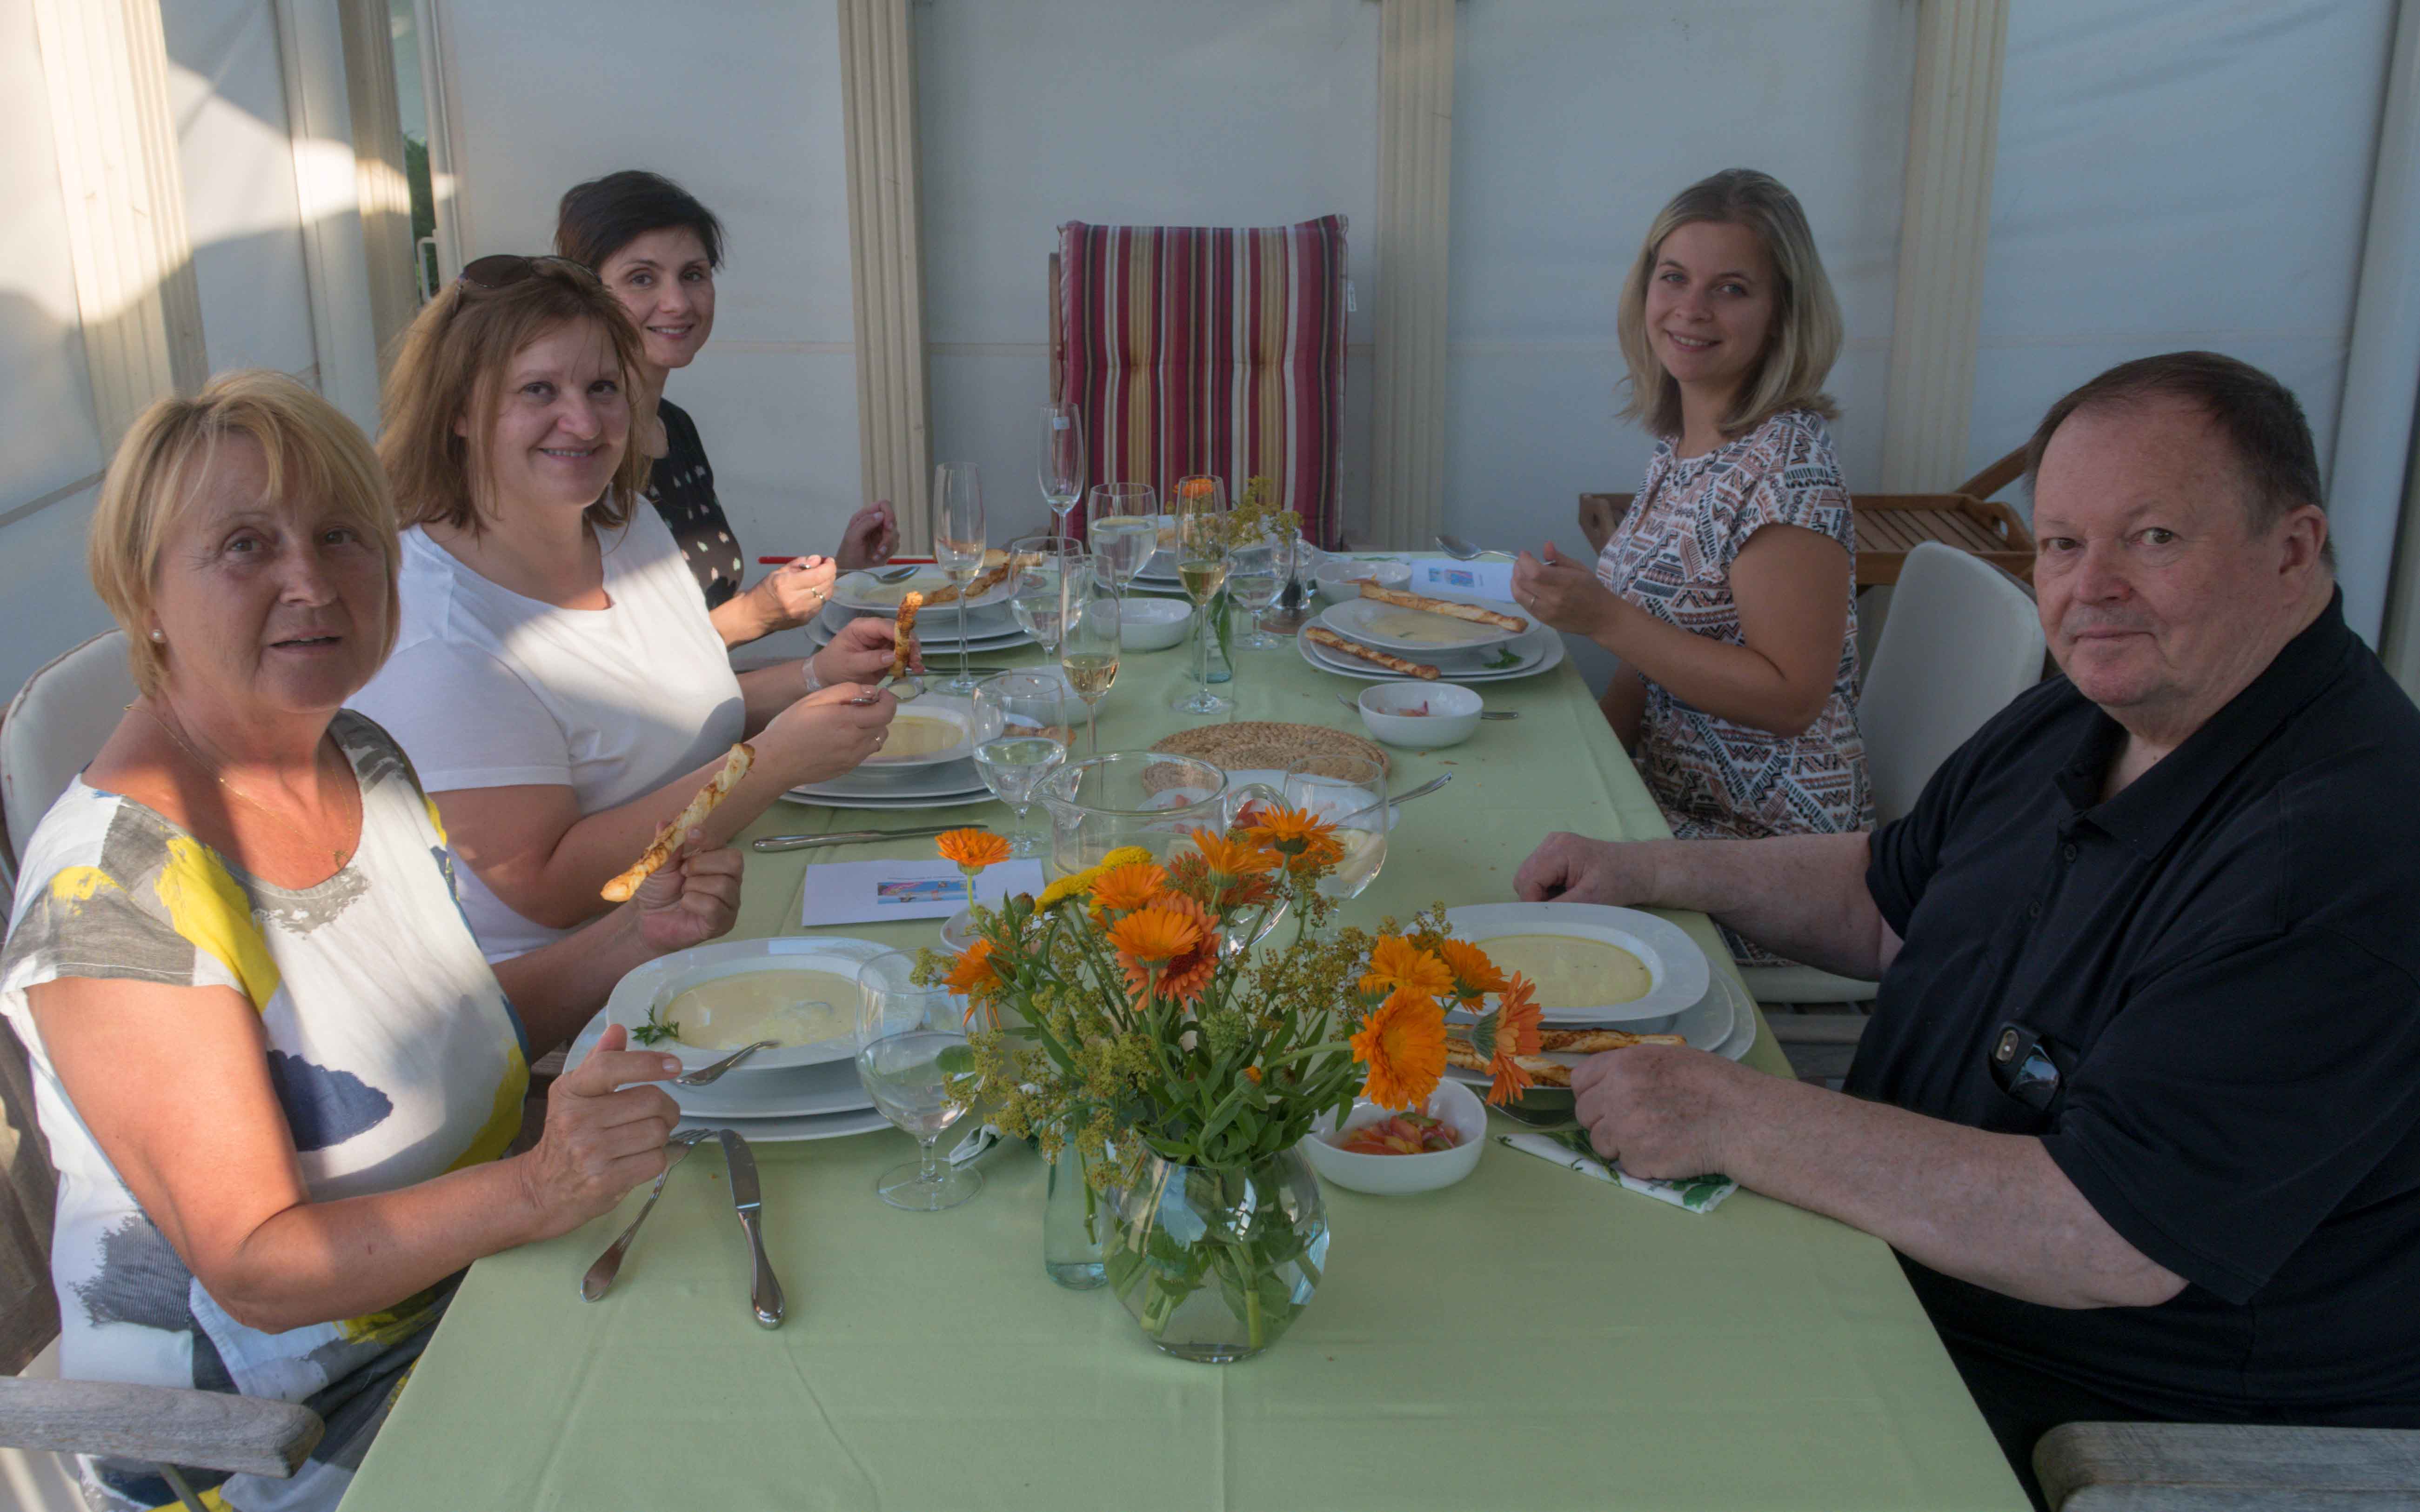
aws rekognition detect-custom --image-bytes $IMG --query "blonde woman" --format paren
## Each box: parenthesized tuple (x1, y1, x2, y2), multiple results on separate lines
(1514, 170, 1871, 944)
(0, 372, 734, 1511)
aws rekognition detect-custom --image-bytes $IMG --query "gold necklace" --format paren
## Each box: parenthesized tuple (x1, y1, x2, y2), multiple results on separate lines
(128, 701, 354, 873)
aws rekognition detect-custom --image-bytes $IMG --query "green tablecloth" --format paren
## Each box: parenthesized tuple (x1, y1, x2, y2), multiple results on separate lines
(340, 619, 2027, 1512)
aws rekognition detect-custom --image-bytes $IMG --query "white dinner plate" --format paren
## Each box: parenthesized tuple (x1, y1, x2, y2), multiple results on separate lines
(781, 788, 997, 813)
(857, 693, 977, 770)
(1439, 972, 1751, 1104)
(675, 1106, 893, 1143)
(813, 603, 1028, 650)
(564, 1012, 878, 1119)
(790, 749, 988, 801)
(1319, 593, 1536, 654)
(591, 936, 894, 1076)
(1442, 901, 1711, 1024)
(1296, 623, 1564, 684)
(830, 567, 1015, 614)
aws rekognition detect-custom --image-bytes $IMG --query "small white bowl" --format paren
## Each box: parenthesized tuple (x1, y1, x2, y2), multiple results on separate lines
(1119, 597, 1192, 651)
(1357, 680, 1483, 748)
(1314, 557, 1413, 605)
(1301, 1079, 1487, 1195)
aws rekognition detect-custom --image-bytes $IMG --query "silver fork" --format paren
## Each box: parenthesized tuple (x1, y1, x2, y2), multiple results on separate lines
(581, 1130, 709, 1301)
(673, 1040, 778, 1086)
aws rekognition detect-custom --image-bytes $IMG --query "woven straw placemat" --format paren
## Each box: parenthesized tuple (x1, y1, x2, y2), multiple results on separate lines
(1149, 721, 1390, 779)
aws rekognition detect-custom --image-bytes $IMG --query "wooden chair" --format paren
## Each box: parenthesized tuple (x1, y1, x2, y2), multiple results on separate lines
(1578, 445, 2038, 586)
(1050, 216, 1350, 546)
(2035, 1422, 2420, 1509)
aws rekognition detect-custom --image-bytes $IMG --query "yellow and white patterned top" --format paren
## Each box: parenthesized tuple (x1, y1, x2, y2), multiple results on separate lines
(0, 711, 528, 1512)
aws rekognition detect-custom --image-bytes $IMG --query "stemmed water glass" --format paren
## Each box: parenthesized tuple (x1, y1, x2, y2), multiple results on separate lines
(932, 463, 987, 695)
(1171, 474, 1232, 715)
(855, 950, 982, 1211)
(1039, 403, 1085, 536)
(1005, 534, 1086, 659)
(1058, 569, 1122, 755)
(972, 671, 1068, 856)
(1228, 520, 1296, 651)
(1086, 482, 1159, 593)
(1284, 754, 1388, 901)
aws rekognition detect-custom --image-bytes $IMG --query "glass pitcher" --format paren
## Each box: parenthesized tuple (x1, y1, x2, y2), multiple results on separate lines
(1037, 752, 1288, 950)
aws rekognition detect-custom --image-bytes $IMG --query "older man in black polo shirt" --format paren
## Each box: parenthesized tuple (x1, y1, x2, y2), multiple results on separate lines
(1512, 351, 2420, 1501)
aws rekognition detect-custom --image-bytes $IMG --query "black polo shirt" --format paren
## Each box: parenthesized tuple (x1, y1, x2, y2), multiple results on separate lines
(1849, 591, 2420, 1434)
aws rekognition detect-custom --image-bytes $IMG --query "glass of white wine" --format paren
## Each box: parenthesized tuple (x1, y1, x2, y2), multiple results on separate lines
(932, 461, 988, 696)
(855, 950, 981, 1211)
(1039, 403, 1085, 535)
(972, 671, 1068, 856)
(1171, 474, 1232, 716)
(1059, 570, 1122, 755)
(1086, 482, 1159, 593)
(1283, 754, 1388, 901)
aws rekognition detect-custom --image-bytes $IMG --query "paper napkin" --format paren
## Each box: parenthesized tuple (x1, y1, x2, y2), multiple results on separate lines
(1408, 556, 1517, 602)
(1497, 1130, 1739, 1213)
(798, 858, 1045, 926)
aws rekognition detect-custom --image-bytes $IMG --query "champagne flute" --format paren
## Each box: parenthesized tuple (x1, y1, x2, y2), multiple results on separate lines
(1228, 522, 1294, 651)
(856, 950, 982, 1211)
(1039, 403, 1085, 535)
(1006, 533, 1085, 658)
(1171, 474, 1232, 715)
(1086, 482, 1159, 592)
(1284, 754, 1388, 900)
(972, 671, 1068, 856)
(1059, 570, 1122, 755)
(932, 462, 987, 696)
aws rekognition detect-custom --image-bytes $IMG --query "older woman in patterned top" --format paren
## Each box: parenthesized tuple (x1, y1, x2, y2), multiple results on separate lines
(0, 372, 736, 1511)
(1510, 169, 1871, 962)
(556, 170, 897, 647)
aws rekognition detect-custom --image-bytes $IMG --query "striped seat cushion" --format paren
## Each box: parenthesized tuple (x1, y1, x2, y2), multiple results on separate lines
(1057, 215, 1348, 547)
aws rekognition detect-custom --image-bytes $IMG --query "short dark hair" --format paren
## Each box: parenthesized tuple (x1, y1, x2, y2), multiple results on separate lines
(554, 170, 725, 273)
(2025, 351, 2326, 553)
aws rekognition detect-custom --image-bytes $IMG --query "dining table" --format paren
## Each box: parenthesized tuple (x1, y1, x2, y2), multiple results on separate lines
(340, 583, 2031, 1512)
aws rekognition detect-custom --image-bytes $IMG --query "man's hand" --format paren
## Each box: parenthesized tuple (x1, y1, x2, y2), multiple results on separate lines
(836, 500, 898, 570)
(1513, 831, 1660, 904)
(1570, 1044, 1747, 1179)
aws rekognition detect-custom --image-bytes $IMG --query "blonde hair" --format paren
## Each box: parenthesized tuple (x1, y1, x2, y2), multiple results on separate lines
(1616, 168, 1843, 440)
(378, 259, 648, 533)
(88, 370, 401, 698)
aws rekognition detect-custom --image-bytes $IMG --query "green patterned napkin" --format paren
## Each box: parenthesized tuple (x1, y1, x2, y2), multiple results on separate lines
(1497, 1131, 1738, 1213)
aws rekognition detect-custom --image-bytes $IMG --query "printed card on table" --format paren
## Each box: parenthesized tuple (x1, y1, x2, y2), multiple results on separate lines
(797, 858, 1046, 926)
(1408, 556, 1517, 603)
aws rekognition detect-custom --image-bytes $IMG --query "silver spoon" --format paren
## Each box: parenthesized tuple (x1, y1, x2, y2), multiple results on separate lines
(1435, 533, 1512, 562)
(673, 1040, 779, 1086)
(580, 1129, 710, 1301)
(1342, 772, 1451, 825)
(1334, 693, 1516, 721)
(871, 563, 921, 582)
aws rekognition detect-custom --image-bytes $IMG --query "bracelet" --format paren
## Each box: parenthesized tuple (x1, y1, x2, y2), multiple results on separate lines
(801, 657, 829, 696)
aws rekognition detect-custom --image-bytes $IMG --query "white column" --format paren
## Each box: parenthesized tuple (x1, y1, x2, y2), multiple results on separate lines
(1879, 0, 2008, 492)
(1368, 0, 1455, 551)
(837, 0, 933, 553)
(30, 0, 207, 444)
(337, 0, 421, 373)
(270, 0, 383, 433)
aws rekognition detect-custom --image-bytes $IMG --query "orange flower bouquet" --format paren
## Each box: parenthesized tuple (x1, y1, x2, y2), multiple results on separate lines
(923, 812, 1539, 1360)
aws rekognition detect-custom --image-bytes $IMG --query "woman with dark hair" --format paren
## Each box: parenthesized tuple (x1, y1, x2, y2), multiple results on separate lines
(556, 169, 898, 647)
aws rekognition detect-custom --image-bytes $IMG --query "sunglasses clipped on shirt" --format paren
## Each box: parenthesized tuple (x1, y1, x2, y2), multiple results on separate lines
(1988, 1021, 2068, 1111)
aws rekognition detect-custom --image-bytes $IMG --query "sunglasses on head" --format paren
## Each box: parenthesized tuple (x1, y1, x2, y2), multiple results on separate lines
(456, 253, 590, 292)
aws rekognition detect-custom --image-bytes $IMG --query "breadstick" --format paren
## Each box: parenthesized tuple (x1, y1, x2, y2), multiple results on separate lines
(890, 592, 923, 678)
(601, 743, 755, 902)
(1305, 626, 1439, 679)
(1537, 1028, 1688, 1053)
(1444, 1044, 1574, 1086)
(926, 556, 1012, 605)
(1357, 583, 1525, 633)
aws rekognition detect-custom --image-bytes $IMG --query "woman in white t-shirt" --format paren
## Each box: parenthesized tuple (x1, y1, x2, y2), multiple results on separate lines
(353, 255, 911, 959)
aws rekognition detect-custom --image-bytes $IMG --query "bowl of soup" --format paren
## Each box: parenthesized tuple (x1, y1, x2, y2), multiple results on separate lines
(862, 703, 974, 767)
(600, 937, 895, 1074)
(1440, 903, 1710, 1024)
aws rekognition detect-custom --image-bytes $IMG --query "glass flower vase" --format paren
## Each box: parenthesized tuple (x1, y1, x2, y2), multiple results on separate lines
(1043, 1135, 1112, 1290)
(1105, 1148, 1327, 1362)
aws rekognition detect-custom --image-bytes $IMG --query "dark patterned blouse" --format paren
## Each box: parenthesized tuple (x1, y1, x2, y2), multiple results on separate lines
(646, 399, 744, 610)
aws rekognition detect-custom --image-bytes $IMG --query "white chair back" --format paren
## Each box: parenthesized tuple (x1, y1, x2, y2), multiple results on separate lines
(1, 632, 137, 884)
(1857, 542, 2045, 824)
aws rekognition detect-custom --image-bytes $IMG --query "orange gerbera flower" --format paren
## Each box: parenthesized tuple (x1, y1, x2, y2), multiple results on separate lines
(1434, 938, 1510, 1004)
(945, 939, 1003, 1029)
(1086, 860, 1169, 917)
(1484, 974, 1543, 1105)
(1150, 893, 1221, 1003)
(1358, 935, 1455, 1002)
(1351, 988, 1448, 1111)
(937, 828, 1011, 872)
(1243, 806, 1345, 873)
(1187, 829, 1277, 884)
(1109, 901, 1212, 1000)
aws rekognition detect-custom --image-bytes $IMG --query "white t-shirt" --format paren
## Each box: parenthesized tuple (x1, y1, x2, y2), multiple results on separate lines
(350, 507, 745, 960)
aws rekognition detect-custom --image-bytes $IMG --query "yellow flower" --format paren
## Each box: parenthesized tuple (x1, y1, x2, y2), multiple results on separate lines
(937, 829, 1011, 871)
(1358, 935, 1454, 1001)
(1351, 988, 1448, 1111)
(1434, 938, 1509, 1005)
(1034, 846, 1156, 910)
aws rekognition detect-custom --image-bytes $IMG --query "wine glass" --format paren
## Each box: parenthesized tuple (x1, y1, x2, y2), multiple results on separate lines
(972, 671, 1068, 856)
(1228, 521, 1295, 651)
(1006, 534, 1085, 658)
(1039, 403, 1085, 535)
(855, 950, 982, 1211)
(1283, 754, 1388, 901)
(1171, 474, 1232, 716)
(1086, 482, 1159, 592)
(1059, 569, 1122, 755)
(932, 462, 987, 696)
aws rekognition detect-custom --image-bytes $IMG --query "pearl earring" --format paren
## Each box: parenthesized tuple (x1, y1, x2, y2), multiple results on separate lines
(149, 629, 164, 643)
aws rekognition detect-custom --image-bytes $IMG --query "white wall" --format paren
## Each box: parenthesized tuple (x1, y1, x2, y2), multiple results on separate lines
(914, 0, 1380, 543)
(432, 0, 862, 608)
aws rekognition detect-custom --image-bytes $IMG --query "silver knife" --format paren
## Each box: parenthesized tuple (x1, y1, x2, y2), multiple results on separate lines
(752, 822, 991, 853)
(714, 1129, 786, 1328)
